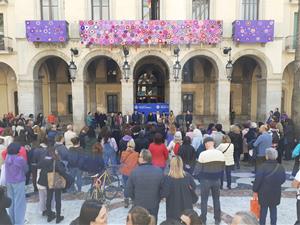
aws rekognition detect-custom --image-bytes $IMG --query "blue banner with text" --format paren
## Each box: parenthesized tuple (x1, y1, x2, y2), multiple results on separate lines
(134, 103, 169, 116)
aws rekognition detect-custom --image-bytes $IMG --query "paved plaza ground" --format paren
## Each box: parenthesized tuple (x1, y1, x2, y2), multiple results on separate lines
(24, 161, 298, 225)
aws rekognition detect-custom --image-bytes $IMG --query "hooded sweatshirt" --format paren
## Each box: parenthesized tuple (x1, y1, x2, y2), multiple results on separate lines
(5, 143, 28, 184)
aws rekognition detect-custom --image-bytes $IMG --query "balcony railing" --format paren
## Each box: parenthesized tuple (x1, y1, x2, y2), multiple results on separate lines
(25, 20, 68, 43)
(0, 36, 13, 52)
(232, 20, 274, 43)
(79, 20, 223, 46)
(285, 35, 296, 51)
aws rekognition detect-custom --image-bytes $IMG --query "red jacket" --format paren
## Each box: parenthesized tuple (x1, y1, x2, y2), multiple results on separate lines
(149, 143, 168, 168)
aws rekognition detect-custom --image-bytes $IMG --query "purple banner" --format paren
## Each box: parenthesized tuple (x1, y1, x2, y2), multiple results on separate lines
(79, 20, 223, 46)
(25, 20, 68, 43)
(233, 20, 274, 43)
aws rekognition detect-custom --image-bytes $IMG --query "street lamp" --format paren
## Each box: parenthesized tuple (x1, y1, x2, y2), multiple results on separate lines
(173, 47, 181, 82)
(68, 48, 78, 82)
(122, 46, 130, 82)
(223, 47, 233, 81)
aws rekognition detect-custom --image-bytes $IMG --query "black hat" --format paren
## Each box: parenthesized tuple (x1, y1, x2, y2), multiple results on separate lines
(203, 137, 214, 145)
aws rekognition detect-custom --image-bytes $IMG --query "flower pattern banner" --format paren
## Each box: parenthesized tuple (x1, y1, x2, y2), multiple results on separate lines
(25, 20, 68, 43)
(233, 20, 274, 43)
(79, 20, 223, 46)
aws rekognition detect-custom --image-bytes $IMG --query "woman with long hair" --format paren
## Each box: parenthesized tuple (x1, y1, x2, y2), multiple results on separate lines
(161, 156, 196, 220)
(148, 133, 168, 170)
(37, 146, 69, 223)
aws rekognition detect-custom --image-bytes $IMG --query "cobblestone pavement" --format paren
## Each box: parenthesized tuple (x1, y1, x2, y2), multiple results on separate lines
(25, 160, 298, 225)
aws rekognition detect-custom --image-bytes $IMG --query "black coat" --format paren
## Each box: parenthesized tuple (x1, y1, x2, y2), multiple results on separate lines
(178, 144, 196, 168)
(134, 134, 150, 153)
(161, 173, 196, 220)
(0, 195, 12, 225)
(228, 132, 243, 154)
(125, 163, 164, 211)
(253, 160, 286, 207)
(37, 157, 71, 189)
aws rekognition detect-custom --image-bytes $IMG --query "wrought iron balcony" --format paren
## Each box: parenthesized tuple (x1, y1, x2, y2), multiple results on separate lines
(285, 35, 296, 51)
(79, 20, 223, 46)
(232, 20, 274, 43)
(0, 36, 13, 52)
(25, 20, 68, 43)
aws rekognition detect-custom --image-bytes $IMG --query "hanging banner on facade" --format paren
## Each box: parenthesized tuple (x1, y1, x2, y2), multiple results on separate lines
(79, 20, 223, 46)
(134, 103, 169, 116)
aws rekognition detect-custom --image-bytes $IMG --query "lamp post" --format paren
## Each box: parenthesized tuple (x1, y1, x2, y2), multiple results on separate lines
(122, 46, 130, 82)
(223, 47, 233, 81)
(68, 48, 78, 82)
(173, 47, 181, 82)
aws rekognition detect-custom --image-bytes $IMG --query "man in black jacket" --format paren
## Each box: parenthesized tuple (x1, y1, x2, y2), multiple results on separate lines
(125, 149, 163, 223)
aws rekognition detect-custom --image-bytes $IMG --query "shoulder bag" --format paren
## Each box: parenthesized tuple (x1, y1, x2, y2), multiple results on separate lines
(47, 160, 66, 189)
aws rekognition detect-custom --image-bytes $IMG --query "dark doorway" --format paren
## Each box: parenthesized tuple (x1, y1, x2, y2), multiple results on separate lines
(14, 91, 18, 115)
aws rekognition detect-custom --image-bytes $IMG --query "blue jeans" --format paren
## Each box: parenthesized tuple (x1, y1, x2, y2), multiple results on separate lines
(200, 179, 221, 224)
(70, 167, 83, 192)
(122, 175, 128, 195)
(103, 148, 117, 167)
(260, 206, 277, 225)
(7, 181, 26, 225)
(220, 166, 233, 188)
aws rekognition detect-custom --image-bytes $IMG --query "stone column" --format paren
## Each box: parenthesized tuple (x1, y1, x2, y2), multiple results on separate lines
(18, 79, 37, 116)
(266, 77, 282, 116)
(203, 77, 211, 115)
(256, 78, 267, 122)
(89, 82, 97, 113)
(49, 81, 58, 114)
(169, 79, 182, 116)
(121, 79, 134, 114)
(217, 78, 230, 131)
(72, 79, 86, 132)
(241, 78, 251, 115)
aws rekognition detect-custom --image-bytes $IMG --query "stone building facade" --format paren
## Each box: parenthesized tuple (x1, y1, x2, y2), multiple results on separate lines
(0, 0, 298, 131)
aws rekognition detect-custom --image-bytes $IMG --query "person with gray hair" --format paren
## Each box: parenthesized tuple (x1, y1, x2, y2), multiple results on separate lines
(231, 211, 258, 225)
(253, 147, 286, 225)
(125, 149, 164, 223)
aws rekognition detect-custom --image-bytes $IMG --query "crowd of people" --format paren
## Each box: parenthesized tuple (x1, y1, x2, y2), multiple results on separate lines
(0, 108, 299, 225)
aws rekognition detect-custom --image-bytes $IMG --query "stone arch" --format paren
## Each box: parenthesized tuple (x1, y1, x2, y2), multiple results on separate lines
(27, 50, 70, 81)
(232, 49, 273, 79)
(77, 49, 123, 81)
(180, 49, 225, 80)
(130, 49, 173, 79)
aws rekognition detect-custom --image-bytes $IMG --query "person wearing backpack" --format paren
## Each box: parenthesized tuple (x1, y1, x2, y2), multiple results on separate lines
(253, 148, 286, 225)
(101, 131, 117, 168)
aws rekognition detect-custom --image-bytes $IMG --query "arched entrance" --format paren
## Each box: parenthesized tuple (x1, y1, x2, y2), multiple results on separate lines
(230, 56, 265, 122)
(85, 56, 122, 113)
(34, 56, 71, 119)
(282, 62, 294, 117)
(181, 56, 218, 123)
(0, 63, 18, 116)
(134, 56, 169, 104)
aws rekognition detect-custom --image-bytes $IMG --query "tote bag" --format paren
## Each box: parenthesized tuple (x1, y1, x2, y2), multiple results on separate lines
(250, 194, 260, 219)
(47, 160, 66, 189)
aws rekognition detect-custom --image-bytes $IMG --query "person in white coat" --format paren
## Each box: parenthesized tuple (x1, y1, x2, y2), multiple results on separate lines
(217, 135, 235, 189)
(64, 125, 77, 149)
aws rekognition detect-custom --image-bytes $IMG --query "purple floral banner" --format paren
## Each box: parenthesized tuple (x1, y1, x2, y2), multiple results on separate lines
(79, 20, 223, 46)
(233, 20, 274, 43)
(25, 20, 68, 43)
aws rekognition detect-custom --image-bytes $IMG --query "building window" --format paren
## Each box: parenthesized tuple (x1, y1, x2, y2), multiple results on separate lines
(67, 94, 73, 114)
(41, 0, 59, 20)
(182, 94, 194, 113)
(107, 94, 118, 113)
(142, 0, 160, 20)
(91, 0, 110, 20)
(294, 12, 298, 49)
(182, 60, 193, 83)
(192, 0, 209, 20)
(241, 0, 259, 20)
(0, 14, 4, 50)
